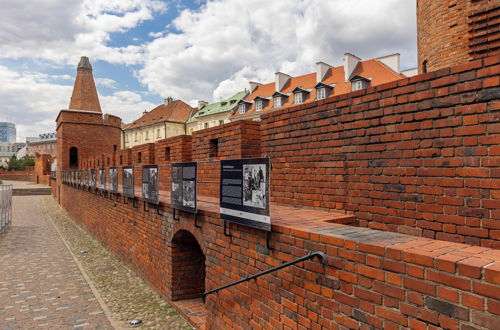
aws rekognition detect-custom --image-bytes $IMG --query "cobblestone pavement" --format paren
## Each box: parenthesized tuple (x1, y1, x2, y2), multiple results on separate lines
(0, 195, 112, 329)
(43, 196, 194, 330)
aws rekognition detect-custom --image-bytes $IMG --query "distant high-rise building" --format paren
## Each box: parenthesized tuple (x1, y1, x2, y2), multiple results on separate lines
(0, 122, 16, 143)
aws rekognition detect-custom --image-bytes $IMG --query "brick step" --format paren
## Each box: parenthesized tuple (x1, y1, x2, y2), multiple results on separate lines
(12, 188, 52, 196)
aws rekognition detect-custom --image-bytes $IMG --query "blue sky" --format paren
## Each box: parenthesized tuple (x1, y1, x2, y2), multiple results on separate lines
(0, 0, 416, 140)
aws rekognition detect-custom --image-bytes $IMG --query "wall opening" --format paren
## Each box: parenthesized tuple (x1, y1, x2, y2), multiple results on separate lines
(209, 138, 219, 158)
(69, 147, 78, 168)
(165, 147, 171, 161)
(171, 230, 205, 301)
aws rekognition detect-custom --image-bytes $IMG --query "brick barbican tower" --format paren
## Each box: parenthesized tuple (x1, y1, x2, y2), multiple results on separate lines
(55, 56, 122, 201)
(417, 0, 499, 74)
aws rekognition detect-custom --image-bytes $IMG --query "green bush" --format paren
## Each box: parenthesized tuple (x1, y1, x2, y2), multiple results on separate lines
(7, 155, 35, 171)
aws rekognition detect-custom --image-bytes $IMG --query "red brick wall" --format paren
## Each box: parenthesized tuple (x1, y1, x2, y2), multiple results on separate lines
(57, 182, 500, 329)
(34, 154, 52, 185)
(0, 170, 34, 182)
(262, 56, 500, 248)
(417, 0, 499, 73)
(54, 56, 500, 329)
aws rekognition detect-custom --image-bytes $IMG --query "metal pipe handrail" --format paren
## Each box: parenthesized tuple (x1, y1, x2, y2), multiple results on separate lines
(202, 251, 326, 301)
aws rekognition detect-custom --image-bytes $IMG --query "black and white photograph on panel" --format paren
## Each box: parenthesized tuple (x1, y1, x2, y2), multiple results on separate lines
(84, 170, 88, 189)
(142, 165, 158, 204)
(171, 165, 182, 206)
(243, 164, 266, 209)
(171, 162, 197, 213)
(99, 168, 106, 191)
(91, 169, 97, 191)
(122, 166, 134, 198)
(109, 167, 118, 193)
(220, 157, 270, 231)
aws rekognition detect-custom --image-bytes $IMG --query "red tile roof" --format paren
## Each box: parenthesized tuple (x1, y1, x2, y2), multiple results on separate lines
(124, 100, 193, 129)
(231, 59, 405, 119)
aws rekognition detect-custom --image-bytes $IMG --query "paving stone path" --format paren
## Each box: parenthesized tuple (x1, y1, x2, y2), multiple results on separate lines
(0, 195, 112, 329)
(0, 191, 193, 329)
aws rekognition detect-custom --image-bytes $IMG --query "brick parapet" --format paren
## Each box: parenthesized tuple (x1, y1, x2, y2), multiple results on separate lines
(57, 182, 500, 329)
(261, 55, 500, 248)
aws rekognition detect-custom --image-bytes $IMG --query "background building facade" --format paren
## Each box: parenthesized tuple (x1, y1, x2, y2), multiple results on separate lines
(122, 97, 193, 148)
(0, 122, 16, 143)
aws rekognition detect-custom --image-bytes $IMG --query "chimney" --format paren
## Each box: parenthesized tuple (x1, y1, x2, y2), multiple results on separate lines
(249, 81, 262, 93)
(164, 97, 174, 105)
(198, 100, 208, 109)
(275, 72, 291, 92)
(344, 53, 361, 81)
(143, 110, 148, 115)
(376, 53, 400, 74)
(316, 61, 332, 83)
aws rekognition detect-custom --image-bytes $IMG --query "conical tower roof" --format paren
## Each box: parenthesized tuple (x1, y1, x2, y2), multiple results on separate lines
(68, 56, 102, 112)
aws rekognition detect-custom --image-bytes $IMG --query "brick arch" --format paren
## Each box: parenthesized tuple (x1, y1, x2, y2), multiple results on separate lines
(170, 229, 206, 301)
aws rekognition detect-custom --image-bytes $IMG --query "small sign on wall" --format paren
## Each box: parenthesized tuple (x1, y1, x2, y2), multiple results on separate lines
(220, 157, 270, 231)
(142, 165, 159, 204)
(122, 166, 134, 198)
(171, 162, 197, 213)
(109, 167, 118, 193)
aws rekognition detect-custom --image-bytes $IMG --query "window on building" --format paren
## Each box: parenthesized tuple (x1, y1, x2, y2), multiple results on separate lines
(294, 92, 303, 104)
(165, 147, 171, 161)
(351, 79, 368, 91)
(113, 145, 117, 152)
(317, 87, 326, 100)
(134, 132, 138, 141)
(239, 103, 246, 114)
(274, 96, 282, 108)
(69, 147, 78, 168)
(219, 120, 224, 125)
(422, 60, 428, 73)
(204, 122, 209, 129)
(157, 128, 161, 138)
(255, 100, 263, 111)
(146, 131, 150, 140)
(174, 128, 179, 135)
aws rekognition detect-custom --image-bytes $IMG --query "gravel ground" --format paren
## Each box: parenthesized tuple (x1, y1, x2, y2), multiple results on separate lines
(43, 196, 194, 330)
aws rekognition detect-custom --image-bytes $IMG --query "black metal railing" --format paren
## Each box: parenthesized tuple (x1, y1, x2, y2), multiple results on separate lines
(203, 251, 327, 301)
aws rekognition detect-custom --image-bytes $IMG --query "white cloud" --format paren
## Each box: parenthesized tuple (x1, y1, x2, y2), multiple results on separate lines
(95, 77, 119, 89)
(0, 65, 155, 141)
(138, 0, 416, 103)
(0, 0, 167, 65)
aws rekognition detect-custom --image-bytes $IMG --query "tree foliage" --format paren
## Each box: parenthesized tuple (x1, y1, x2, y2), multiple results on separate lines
(7, 155, 35, 171)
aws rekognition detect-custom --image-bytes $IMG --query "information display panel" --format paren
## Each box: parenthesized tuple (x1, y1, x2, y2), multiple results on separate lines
(142, 165, 159, 204)
(220, 158, 270, 231)
(99, 168, 105, 191)
(122, 166, 134, 198)
(84, 170, 89, 189)
(91, 169, 97, 191)
(171, 162, 197, 213)
(109, 167, 118, 193)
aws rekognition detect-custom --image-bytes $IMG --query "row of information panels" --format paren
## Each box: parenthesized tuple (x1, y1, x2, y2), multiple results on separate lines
(62, 158, 270, 231)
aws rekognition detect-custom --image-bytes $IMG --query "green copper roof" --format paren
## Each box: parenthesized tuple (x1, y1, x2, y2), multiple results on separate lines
(187, 90, 248, 123)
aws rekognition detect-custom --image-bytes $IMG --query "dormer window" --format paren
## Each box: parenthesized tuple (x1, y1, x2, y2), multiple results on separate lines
(351, 78, 369, 91)
(255, 100, 263, 111)
(317, 87, 326, 100)
(274, 96, 282, 108)
(239, 103, 246, 114)
(294, 92, 303, 104)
